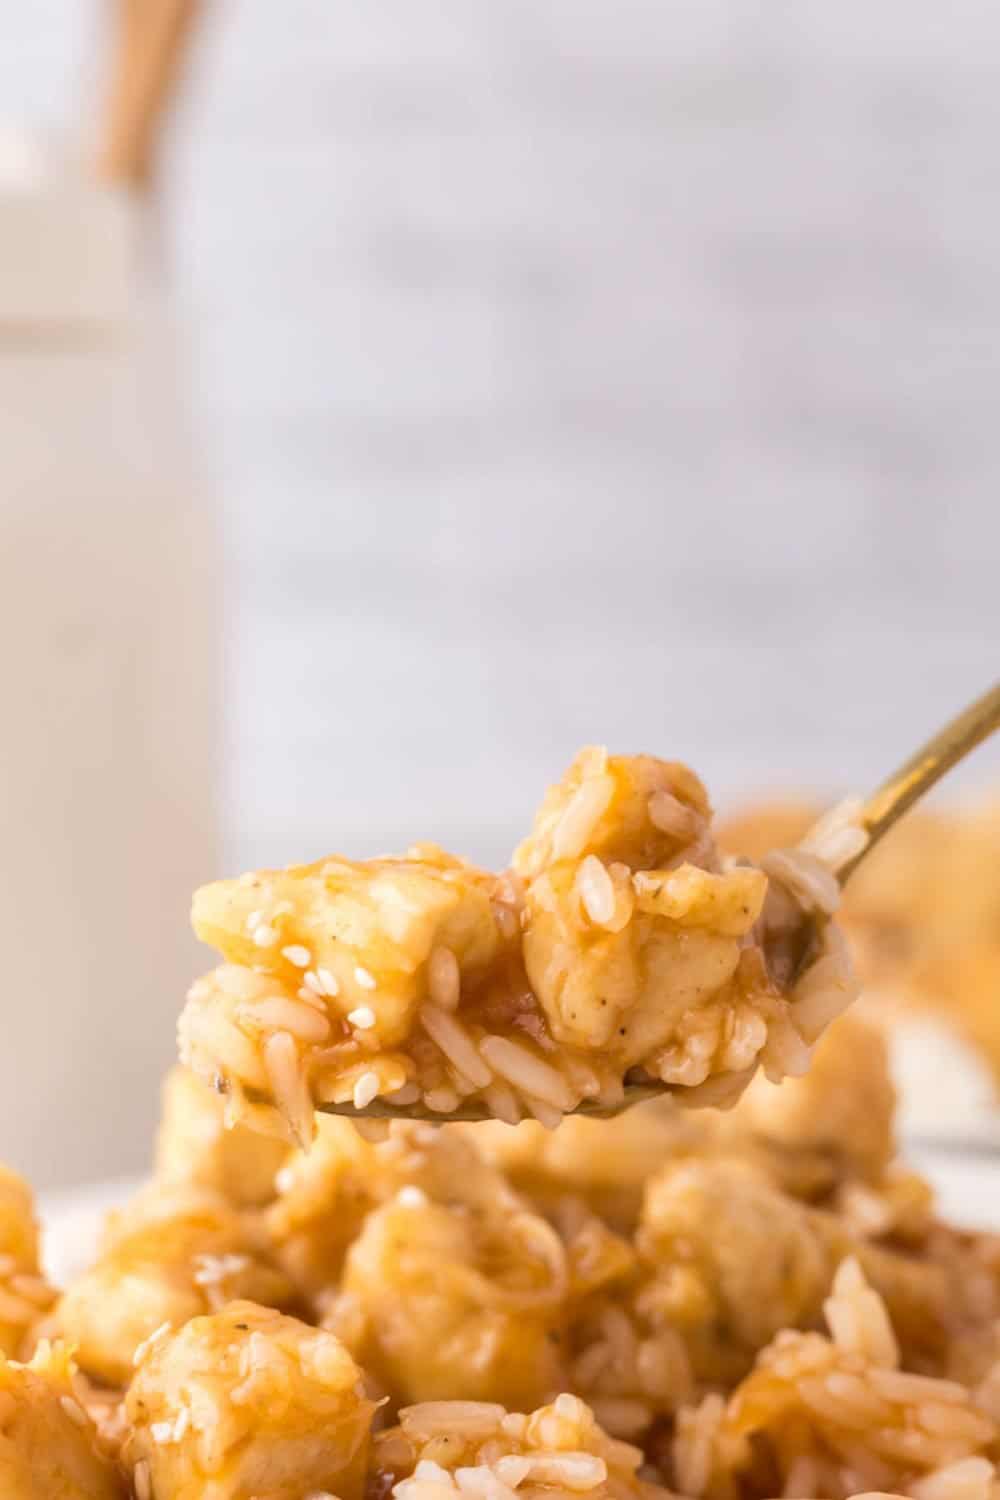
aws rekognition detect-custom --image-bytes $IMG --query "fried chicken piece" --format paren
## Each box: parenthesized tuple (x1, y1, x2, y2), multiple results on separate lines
(0, 1164, 56, 1359)
(0, 1340, 124, 1500)
(328, 1182, 570, 1411)
(730, 1013, 897, 1191)
(265, 1118, 521, 1304)
(637, 1157, 834, 1384)
(124, 1301, 374, 1500)
(56, 1185, 293, 1386)
(154, 1065, 289, 1208)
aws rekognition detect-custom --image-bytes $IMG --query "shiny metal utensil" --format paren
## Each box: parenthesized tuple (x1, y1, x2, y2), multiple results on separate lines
(319, 680, 1000, 1124)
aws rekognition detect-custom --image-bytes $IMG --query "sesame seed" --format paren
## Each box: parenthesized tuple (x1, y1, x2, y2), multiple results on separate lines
(397, 1185, 428, 1209)
(317, 967, 339, 996)
(245, 910, 262, 933)
(173, 1409, 190, 1442)
(281, 944, 312, 968)
(354, 966, 377, 990)
(302, 970, 324, 996)
(274, 1166, 295, 1193)
(59, 1395, 87, 1427)
(347, 1006, 376, 1030)
(253, 924, 278, 948)
(151, 1420, 174, 1443)
(353, 1071, 380, 1109)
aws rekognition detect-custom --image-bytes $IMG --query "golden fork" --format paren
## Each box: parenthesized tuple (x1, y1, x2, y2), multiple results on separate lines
(321, 680, 1000, 1124)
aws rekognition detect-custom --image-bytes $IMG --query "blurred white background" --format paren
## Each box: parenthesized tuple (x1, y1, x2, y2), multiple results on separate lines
(2, 2, 998, 1185)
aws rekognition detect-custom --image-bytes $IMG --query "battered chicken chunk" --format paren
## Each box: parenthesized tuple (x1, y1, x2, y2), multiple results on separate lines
(0, 1341, 124, 1500)
(266, 1118, 520, 1305)
(0, 1165, 56, 1358)
(636, 1157, 834, 1384)
(124, 1301, 375, 1500)
(463, 1098, 709, 1232)
(179, 748, 857, 1135)
(56, 1185, 293, 1386)
(330, 1184, 569, 1411)
(155, 1065, 289, 1208)
(730, 1012, 897, 1192)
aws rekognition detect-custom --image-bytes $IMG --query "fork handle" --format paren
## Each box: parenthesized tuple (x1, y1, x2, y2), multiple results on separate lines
(837, 680, 1000, 884)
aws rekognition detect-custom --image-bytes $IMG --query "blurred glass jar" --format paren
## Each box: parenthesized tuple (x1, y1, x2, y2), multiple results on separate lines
(0, 135, 217, 1189)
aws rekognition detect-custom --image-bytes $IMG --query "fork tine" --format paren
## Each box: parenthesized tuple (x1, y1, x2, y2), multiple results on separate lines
(315, 1080, 668, 1124)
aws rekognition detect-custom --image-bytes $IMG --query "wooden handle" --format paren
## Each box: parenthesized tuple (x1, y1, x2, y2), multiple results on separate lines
(94, 0, 203, 190)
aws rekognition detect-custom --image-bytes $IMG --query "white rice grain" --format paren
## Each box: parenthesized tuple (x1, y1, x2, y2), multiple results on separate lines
(799, 797, 868, 870)
(482, 1080, 522, 1126)
(59, 1395, 88, 1427)
(264, 1030, 314, 1146)
(479, 1036, 575, 1111)
(428, 946, 461, 1010)
(576, 855, 616, 926)
(522, 1094, 565, 1130)
(421, 1005, 492, 1088)
(762, 848, 841, 918)
(648, 788, 698, 840)
(910, 1458, 995, 1500)
(238, 996, 330, 1043)
(385, 1081, 421, 1106)
(401, 1402, 507, 1439)
(493, 1457, 533, 1489)
(868, 1370, 969, 1406)
(517, 1453, 607, 1491)
(132, 1322, 172, 1367)
(824, 1258, 899, 1370)
(551, 774, 615, 861)
(424, 1087, 460, 1114)
(353, 1071, 380, 1110)
(454, 1467, 519, 1500)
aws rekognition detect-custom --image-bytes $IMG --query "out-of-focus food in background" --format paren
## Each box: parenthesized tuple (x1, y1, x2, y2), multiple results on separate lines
(719, 798, 1000, 1142)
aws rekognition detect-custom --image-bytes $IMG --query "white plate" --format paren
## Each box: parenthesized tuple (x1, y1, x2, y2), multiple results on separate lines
(39, 1150, 1000, 1288)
